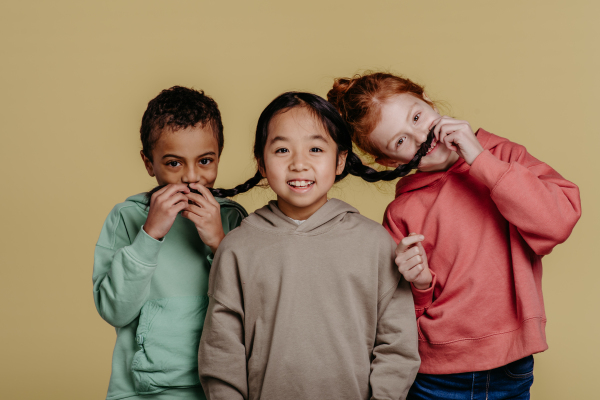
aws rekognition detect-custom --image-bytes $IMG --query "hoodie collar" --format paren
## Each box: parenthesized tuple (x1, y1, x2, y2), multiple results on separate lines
(250, 198, 359, 235)
(395, 129, 500, 197)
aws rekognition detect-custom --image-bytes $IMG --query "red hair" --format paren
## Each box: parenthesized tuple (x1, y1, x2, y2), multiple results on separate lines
(327, 72, 433, 158)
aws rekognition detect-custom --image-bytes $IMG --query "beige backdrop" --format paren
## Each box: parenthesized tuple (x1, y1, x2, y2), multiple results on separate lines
(1, 1, 597, 399)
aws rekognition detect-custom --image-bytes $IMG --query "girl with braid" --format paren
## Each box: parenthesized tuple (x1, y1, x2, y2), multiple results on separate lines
(197, 92, 420, 400)
(327, 72, 581, 399)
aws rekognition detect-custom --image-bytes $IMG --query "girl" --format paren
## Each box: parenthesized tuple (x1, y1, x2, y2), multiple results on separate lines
(327, 72, 582, 399)
(197, 92, 421, 400)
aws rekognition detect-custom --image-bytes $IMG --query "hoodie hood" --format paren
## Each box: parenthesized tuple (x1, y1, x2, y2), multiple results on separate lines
(247, 198, 359, 235)
(395, 129, 507, 197)
(125, 192, 248, 216)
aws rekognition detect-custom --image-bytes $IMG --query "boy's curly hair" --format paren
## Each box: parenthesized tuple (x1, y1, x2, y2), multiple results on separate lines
(140, 86, 224, 161)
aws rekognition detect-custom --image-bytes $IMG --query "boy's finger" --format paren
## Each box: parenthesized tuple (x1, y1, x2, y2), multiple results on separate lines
(186, 191, 211, 208)
(190, 183, 220, 207)
(160, 183, 190, 200)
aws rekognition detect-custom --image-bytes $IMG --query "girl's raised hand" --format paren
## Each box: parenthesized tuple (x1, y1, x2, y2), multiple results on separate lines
(395, 233, 432, 290)
(433, 116, 484, 165)
(182, 183, 225, 255)
(144, 183, 190, 240)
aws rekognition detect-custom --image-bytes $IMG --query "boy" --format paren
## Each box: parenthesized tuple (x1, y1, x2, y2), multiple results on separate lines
(93, 86, 247, 400)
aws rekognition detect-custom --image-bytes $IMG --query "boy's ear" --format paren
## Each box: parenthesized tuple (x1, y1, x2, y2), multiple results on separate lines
(140, 151, 155, 177)
(336, 151, 348, 175)
(375, 156, 402, 168)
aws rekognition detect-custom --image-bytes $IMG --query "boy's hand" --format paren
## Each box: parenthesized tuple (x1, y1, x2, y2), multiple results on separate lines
(144, 183, 190, 240)
(182, 183, 225, 255)
(395, 233, 432, 290)
(433, 116, 484, 165)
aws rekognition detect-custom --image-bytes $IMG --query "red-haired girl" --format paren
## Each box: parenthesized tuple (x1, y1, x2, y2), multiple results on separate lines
(328, 72, 581, 399)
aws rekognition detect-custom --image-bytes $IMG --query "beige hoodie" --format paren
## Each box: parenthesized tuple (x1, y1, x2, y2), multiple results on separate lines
(198, 199, 419, 400)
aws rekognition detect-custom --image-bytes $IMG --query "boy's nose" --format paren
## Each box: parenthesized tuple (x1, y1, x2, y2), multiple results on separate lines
(182, 166, 201, 183)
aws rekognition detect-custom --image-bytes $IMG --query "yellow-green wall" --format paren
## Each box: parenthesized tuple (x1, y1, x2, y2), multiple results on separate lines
(1, 1, 597, 398)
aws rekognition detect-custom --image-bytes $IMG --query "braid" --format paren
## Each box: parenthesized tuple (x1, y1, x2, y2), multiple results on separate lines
(209, 171, 264, 198)
(144, 171, 264, 207)
(345, 126, 435, 183)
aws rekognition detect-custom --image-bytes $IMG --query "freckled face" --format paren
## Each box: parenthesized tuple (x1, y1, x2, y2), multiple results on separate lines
(260, 107, 346, 221)
(141, 125, 220, 187)
(369, 94, 458, 172)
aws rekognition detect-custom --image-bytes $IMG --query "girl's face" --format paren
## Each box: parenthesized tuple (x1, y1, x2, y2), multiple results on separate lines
(369, 93, 459, 172)
(260, 107, 346, 221)
(141, 125, 220, 187)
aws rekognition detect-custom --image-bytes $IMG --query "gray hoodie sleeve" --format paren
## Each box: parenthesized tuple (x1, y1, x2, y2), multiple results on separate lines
(370, 235, 420, 400)
(198, 243, 248, 400)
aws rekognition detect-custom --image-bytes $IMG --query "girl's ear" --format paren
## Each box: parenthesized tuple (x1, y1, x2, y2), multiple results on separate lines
(258, 162, 266, 178)
(141, 151, 155, 177)
(375, 156, 402, 168)
(336, 151, 348, 175)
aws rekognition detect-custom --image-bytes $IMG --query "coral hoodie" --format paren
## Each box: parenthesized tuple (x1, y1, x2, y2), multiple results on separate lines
(383, 129, 581, 374)
(198, 199, 420, 400)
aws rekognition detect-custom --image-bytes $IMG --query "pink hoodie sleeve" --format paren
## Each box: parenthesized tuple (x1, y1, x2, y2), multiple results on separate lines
(469, 145, 581, 256)
(383, 208, 436, 318)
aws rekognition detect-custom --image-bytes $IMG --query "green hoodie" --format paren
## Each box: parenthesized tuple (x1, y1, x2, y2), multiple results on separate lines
(93, 193, 247, 400)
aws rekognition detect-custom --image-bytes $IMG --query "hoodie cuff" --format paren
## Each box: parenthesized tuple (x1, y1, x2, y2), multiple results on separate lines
(126, 226, 164, 265)
(469, 149, 511, 191)
(411, 270, 437, 311)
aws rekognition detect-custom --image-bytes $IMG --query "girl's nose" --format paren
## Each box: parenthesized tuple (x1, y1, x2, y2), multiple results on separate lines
(289, 153, 308, 171)
(411, 129, 428, 146)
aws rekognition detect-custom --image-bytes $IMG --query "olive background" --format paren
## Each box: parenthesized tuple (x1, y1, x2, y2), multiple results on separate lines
(1, 1, 598, 398)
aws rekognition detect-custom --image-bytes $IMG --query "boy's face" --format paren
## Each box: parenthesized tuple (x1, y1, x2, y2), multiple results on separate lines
(141, 125, 220, 187)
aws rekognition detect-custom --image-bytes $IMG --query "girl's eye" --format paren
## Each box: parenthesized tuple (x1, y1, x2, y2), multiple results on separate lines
(275, 148, 289, 154)
(396, 137, 405, 147)
(166, 160, 181, 167)
(310, 147, 323, 153)
(199, 158, 212, 165)
(413, 113, 420, 123)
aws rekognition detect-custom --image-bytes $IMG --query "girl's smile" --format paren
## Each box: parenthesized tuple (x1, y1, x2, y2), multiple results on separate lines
(260, 106, 346, 221)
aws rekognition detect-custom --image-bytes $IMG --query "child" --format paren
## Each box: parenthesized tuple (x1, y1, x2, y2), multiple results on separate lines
(93, 86, 247, 400)
(197, 92, 420, 400)
(327, 72, 582, 399)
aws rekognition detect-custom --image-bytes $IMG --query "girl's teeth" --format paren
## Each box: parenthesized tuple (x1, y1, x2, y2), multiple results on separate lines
(289, 180, 313, 187)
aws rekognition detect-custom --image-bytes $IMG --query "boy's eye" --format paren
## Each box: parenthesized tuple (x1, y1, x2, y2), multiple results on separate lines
(166, 160, 181, 167)
(396, 137, 405, 147)
(275, 148, 289, 154)
(310, 147, 323, 153)
(199, 158, 212, 165)
(413, 113, 420, 123)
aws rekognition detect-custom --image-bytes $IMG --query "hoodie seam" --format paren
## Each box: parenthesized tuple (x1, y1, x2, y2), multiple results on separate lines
(377, 278, 401, 305)
(242, 219, 344, 237)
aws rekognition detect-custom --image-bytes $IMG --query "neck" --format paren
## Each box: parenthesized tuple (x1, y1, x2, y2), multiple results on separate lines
(276, 196, 327, 221)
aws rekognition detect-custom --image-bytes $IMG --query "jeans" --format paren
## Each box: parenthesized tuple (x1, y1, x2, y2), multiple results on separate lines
(407, 356, 534, 400)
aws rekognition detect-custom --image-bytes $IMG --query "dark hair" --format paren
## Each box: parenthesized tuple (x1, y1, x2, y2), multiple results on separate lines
(145, 92, 433, 204)
(140, 86, 224, 161)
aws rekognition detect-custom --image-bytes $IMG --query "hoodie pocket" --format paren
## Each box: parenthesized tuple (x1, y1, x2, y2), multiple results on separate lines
(131, 296, 209, 395)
